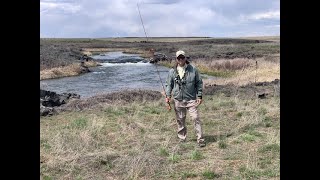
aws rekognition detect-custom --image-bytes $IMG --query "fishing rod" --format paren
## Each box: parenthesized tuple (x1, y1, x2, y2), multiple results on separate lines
(137, 3, 171, 111)
(151, 49, 172, 111)
(137, 3, 148, 42)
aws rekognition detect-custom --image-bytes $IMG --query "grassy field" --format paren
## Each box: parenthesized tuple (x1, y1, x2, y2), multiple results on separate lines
(40, 55, 280, 179)
(40, 36, 280, 179)
(40, 89, 279, 179)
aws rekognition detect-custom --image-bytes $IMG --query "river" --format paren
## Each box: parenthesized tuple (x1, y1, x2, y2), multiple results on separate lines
(40, 52, 215, 98)
(40, 52, 171, 98)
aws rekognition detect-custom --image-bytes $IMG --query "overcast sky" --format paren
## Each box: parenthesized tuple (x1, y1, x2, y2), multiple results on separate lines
(40, 0, 280, 38)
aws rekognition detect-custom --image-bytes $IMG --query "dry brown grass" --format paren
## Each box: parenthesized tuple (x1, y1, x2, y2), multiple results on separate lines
(81, 48, 151, 58)
(83, 60, 99, 67)
(95, 37, 211, 42)
(40, 61, 99, 80)
(193, 58, 251, 71)
(203, 56, 280, 86)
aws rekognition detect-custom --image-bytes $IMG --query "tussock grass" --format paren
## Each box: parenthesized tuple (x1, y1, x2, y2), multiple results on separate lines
(81, 47, 151, 58)
(203, 56, 280, 86)
(159, 55, 279, 80)
(40, 61, 99, 80)
(83, 60, 99, 67)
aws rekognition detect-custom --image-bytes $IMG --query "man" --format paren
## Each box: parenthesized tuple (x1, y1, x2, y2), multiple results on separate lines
(165, 50, 206, 147)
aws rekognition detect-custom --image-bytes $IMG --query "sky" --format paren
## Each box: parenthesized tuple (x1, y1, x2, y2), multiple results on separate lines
(40, 0, 280, 38)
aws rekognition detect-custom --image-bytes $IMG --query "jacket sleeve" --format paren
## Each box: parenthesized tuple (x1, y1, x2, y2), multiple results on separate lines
(165, 69, 174, 98)
(195, 68, 203, 98)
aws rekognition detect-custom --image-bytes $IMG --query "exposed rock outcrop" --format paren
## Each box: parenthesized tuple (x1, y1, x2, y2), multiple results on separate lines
(40, 89, 80, 116)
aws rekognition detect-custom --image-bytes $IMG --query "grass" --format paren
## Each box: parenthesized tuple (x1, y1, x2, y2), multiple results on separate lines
(202, 170, 219, 179)
(190, 150, 204, 160)
(203, 57, 280, 86)
(40, 88, 280, 179)
(40, 36, 279, 179)
(159, 56, 279, 82)
(40, 61, 99, 80)
(41, 36, 279, 71)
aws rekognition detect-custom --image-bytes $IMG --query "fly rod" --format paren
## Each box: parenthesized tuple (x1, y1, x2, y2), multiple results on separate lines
(137, 3, 171, 110)
(137, 3, 148, 42)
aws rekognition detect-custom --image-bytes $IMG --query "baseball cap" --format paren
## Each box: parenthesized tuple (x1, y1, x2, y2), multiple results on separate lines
(176, 50, 185, 57)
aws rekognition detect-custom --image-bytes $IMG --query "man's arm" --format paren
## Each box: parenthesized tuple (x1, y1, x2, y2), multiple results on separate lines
(165, 69, 174, 99)
(195, 68, 203, 98)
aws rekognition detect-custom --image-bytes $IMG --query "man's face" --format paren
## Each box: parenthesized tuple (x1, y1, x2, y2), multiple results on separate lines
(176, 55, 186, 66)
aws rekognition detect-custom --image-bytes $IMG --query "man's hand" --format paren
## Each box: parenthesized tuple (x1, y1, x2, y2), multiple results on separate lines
(196, 98, 203, 106)
(165, 97, 172, 110)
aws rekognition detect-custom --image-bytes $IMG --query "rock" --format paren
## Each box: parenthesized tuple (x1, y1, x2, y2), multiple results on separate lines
(40, 89, 80, 116)
(149, 52, 168, 63)
(256, 92, 267, 99)
(40, 104, 56, 116)
(80, 62, 90, 73)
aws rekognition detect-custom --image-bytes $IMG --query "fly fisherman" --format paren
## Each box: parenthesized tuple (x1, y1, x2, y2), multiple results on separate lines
(165, 50, 206, 147)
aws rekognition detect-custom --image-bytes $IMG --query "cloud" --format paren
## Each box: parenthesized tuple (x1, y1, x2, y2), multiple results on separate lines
(40, 0, 82, 15)
(40, 0, 280, 37)
(245, 10, 280, 20)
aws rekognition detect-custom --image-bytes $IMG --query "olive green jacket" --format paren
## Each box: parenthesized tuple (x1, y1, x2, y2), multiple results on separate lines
(165, 64, 203, 101)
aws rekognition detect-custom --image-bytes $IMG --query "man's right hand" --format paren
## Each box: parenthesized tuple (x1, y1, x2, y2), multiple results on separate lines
(165, 97, 171, 103)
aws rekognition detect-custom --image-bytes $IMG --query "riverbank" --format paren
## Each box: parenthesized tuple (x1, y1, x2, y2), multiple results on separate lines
(40, 60, 99, 80)
(40, 37, 279, 80)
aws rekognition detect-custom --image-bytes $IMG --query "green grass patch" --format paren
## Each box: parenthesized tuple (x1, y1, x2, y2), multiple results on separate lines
(202, 170, 219, 179)
(258, 144, 280, 153)
(239, 128, 264, 142)
(257, 107, 268, 115)
(43, 176, 53, 180)
(218, 140, 227, 149)
(239, 166, 279, 179)
(236, 111, 244, 117)
(262, 116, 273, 127)
(190, 150, 204, 160)
(159, 147, 169, 157)
(169, 154, 181, 163)
(103, 107, 126, 116)
(240, 133, 256, 142)
(199, 69, 235, 77)
(247, 130, 263, 137)
(70, 118, 88, 129)
(40, 139, 51, 150)
(181, 172, 198, 179)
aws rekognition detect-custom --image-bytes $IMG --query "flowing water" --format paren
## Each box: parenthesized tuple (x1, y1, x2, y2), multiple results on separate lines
(40, 52, 171, 98)
(40, 52, 215, 98)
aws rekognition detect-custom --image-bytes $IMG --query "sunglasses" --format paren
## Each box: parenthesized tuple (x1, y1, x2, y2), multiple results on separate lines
(177, 56, 185, 60)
